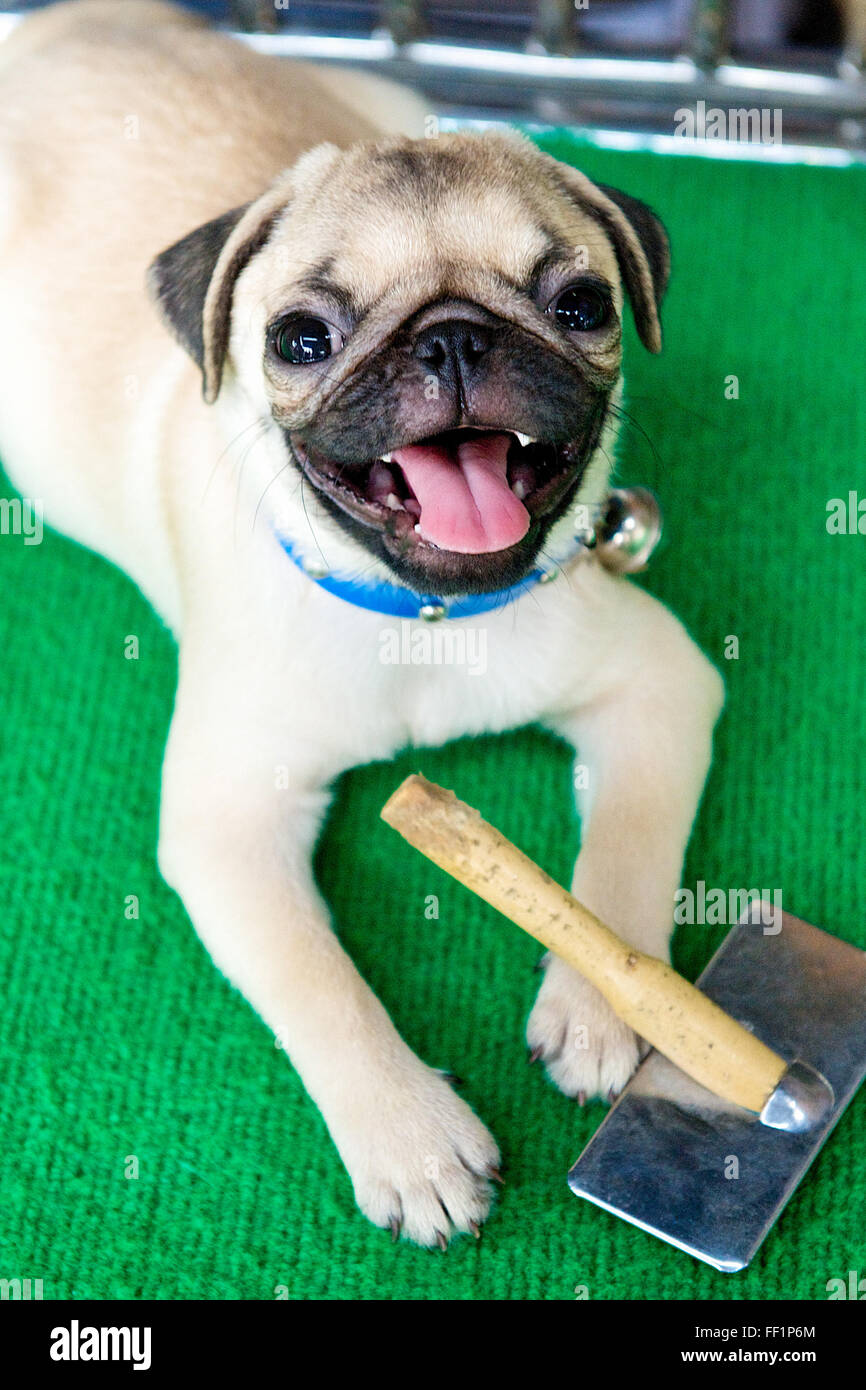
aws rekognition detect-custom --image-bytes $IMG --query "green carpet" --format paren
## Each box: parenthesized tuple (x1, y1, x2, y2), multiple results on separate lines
(1, 133, 865, 1301)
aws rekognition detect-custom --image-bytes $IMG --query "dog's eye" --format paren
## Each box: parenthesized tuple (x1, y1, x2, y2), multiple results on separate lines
(549, 284, 612, 334)
(273, 317, 344, 364)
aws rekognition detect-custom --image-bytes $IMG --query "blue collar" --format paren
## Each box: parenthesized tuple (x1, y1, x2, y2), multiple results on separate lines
(275, 531, 570, 620)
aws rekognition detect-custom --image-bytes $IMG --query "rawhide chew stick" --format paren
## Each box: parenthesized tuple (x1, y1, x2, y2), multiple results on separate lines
(381, 774, 788, 1113)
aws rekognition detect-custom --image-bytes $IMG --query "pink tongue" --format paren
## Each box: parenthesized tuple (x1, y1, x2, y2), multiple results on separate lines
(390, 433, 530, 554)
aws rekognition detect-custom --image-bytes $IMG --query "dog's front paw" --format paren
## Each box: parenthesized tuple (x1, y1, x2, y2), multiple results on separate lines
(527, 953, 645, 1102)
(334, 1065, 501, 1248)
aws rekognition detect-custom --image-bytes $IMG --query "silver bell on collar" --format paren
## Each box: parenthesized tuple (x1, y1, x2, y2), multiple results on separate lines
(588, 487, 663, 574)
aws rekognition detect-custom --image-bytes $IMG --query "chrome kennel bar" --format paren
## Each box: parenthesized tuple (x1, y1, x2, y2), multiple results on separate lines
(224, 0, 866, 153)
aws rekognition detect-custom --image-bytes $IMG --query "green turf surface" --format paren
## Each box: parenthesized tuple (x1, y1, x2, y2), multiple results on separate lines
(1, 133, 865, 1300)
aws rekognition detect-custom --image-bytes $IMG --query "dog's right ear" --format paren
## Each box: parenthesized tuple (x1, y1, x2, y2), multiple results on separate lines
(147, 173, 294, 404)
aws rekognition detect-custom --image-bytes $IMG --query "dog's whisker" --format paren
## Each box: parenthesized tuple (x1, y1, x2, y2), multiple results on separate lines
(606, 402, 663, 470)
(297, 475, 333, 573)
(201, 415, 269, 507)
(251, 459, 294, 537)
(230, 422, 271, 548)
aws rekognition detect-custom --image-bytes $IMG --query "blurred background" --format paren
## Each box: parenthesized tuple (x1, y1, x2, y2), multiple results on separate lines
(4, 0, 864, 151)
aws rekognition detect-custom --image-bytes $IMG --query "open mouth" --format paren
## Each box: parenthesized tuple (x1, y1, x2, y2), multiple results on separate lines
(287, 427, 591, 556)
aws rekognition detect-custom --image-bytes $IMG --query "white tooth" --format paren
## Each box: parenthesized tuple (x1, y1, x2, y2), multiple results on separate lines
(514, 432, 535, 448)
(414, 522, 423, 534)
(512, 479, 528, 500)
(380, 452, 393, 463)
(385, 492, 404, 511)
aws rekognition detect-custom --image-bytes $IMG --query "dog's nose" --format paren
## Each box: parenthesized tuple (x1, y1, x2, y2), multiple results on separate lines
(412, 319, 493, 386)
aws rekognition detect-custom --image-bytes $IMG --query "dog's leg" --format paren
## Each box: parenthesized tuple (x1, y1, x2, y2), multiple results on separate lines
(157, 685, 499, 1247)
(529, 580, 724, 1100)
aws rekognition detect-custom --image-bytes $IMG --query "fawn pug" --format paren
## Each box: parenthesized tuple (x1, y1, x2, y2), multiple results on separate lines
(0, 0, 722, 1245)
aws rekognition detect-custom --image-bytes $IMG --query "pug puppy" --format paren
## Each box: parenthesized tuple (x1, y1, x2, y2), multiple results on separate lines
(0, 0, 723, 1246)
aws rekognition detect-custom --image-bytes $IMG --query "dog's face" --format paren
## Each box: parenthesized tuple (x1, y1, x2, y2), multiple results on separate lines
(150, 131, 668, 594)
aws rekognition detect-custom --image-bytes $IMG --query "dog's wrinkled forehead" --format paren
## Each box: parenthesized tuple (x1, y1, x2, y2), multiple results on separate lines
(261, 133, 623, 319)
(148, 129, 668, 404)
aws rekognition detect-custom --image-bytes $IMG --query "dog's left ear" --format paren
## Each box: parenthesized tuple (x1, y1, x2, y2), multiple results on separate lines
(545, 159, 671, 353)
(147, 172, 294, 403)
